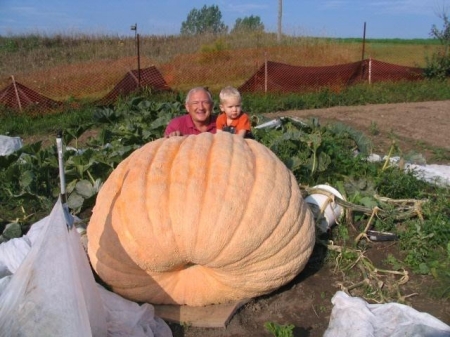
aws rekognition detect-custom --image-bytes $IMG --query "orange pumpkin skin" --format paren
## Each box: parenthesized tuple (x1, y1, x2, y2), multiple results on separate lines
(87, 132, 315, 306)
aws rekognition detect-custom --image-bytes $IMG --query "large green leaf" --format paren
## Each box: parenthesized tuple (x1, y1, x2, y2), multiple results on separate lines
(19, 170, 34, 189)
(67, 192, 84, 211)
(75, 179, 96, 198)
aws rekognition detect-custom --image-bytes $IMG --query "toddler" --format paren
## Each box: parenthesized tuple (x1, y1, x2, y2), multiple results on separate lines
(216, 86, 252, 138)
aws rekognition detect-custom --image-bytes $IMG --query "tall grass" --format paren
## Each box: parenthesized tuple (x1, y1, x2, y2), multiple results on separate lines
(0, 33, 441, 89)
(1, 32, 440, 66)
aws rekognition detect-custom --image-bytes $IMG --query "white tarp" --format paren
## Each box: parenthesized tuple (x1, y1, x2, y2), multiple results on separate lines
(405, 163, 450, 187)
(324, 291, 450, 337)
(0, 135, 22, 156)
(0, 198, 172, 337)
(367, 154, 450, 187)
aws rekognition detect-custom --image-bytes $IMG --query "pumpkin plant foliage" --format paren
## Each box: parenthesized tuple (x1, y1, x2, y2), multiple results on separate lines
(0, 97, 182, 237)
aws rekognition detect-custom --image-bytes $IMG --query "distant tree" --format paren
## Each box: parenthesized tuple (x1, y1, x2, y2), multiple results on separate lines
(430, 12, 450, 54)
(231, 15, 265, 34)
(425, 10, 450, 79)
(180, 5, 228, 35)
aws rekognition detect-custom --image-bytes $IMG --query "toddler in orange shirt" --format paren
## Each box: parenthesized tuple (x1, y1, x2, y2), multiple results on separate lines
(216, 86, 252, 138)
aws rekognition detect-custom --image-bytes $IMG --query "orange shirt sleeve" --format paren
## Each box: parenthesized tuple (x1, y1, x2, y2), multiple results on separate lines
(234, 113, 251, 132)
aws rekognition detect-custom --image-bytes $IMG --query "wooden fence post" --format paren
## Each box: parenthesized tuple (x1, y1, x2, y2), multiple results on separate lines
(11, 75, 22, 113)
(264, 52, 268, 93)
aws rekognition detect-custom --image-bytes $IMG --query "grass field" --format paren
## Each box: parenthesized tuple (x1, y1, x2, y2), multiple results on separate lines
(0, 33, 443, 100)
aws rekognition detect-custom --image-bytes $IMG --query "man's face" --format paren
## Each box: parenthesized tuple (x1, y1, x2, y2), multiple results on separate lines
(185, 90, 213, 124)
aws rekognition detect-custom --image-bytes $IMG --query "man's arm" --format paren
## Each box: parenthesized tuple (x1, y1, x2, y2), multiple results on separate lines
(164, 118, 182, 137)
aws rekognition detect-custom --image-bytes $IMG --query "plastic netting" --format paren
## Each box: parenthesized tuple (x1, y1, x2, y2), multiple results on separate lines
(239, 59, 423, 93)
(0, 197, 172, 337)
(0, 54, 424, 115)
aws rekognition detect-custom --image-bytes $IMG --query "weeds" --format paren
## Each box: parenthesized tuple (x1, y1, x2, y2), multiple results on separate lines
(431, 147, 450, 162)
(327, 242, 414, 303)
(369, 121, 380, 135)
(264, 321, 295, 337)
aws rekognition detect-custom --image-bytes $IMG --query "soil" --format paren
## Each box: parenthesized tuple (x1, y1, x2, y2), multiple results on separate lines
(167, 100, 450, 337)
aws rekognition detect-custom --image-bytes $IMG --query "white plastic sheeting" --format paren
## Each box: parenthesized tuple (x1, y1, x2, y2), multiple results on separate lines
(324, 291, 450, 337)
(367, 154, 450, 187)
(405, 163, 450, 187)
(0, 198, 172, 337)
(0, 135, 22, 156)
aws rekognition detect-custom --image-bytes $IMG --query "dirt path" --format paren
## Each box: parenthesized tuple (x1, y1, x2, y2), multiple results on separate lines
(264, 100, 450, 163)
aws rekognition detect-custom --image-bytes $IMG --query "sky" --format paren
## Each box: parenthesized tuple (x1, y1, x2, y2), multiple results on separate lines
(0, 0, 449, 39)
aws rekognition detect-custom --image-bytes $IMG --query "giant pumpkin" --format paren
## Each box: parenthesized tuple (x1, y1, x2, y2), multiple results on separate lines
(87, 132, 315, 306)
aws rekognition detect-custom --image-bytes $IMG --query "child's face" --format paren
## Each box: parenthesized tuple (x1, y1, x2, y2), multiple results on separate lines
(220, 97, 242, 120)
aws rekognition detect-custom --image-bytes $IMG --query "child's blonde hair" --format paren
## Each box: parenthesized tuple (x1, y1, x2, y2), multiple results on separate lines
(219, 86, 241, 103)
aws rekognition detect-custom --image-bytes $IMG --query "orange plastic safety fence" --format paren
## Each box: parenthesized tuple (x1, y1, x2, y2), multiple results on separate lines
(0, 50, 424, 115)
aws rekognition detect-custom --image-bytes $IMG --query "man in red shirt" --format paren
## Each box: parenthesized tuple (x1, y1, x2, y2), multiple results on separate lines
(164, 87, 217, 137)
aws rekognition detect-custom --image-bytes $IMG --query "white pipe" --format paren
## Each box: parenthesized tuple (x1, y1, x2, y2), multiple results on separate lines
(56, 135, 66, 200)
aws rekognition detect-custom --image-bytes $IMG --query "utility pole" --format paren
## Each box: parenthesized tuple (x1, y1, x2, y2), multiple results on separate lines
(130, 23, 141, 87)
(361, 22, 366, 61)
(277, 0, 283, 43)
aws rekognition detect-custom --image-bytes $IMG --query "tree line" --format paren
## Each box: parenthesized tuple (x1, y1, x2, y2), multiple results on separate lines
(179, 4, 450, 79)
(180, 5, 264, 35)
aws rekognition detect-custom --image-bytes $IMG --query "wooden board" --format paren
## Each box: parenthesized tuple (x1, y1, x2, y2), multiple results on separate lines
(154, 299, 250, 328)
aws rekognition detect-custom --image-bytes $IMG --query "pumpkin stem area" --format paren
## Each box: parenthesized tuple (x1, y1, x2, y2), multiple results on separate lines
(184, 262, 196, 269)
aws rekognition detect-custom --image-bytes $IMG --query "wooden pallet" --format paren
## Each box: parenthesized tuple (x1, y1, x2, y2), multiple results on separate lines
(154, 299, 250, 328)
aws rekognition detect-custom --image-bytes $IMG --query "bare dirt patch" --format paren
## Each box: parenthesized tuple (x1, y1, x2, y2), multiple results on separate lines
(170, 243, 449, 337)
(169, 100, 450, 337)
